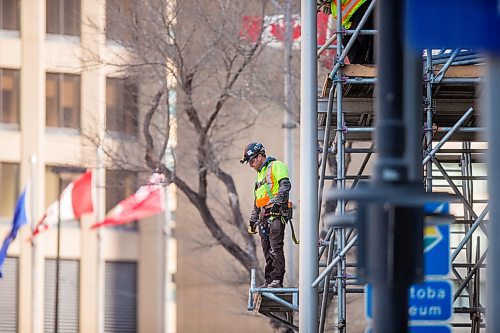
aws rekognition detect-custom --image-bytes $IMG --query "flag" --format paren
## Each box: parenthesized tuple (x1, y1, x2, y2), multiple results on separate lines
(0, 188, 29, 277)
(32, 170, 93, 238)
(91, 173, 165, 229)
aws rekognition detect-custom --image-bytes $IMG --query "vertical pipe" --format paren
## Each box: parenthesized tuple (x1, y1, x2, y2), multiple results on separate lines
(335, 0, 347, 330)
(163, 185, 176, 333)
(30, 155, 40, 333)
(299, 0, 318, 330)
(96, 146, 104, 333)
(372, 0, 410, 332)
(283, 0, 297, 287)
(425, 49, 434, 191)
(319, 229, 335, 333)
(55, 176, 62, 333)
(486, 55, 500, 333)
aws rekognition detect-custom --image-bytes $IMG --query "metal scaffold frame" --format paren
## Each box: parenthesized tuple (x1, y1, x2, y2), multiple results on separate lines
(314, 0, 487, 332)
(248, 1, 488, 331)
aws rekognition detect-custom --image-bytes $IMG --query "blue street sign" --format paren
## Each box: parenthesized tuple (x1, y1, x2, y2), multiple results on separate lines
(424, 225, 450, 276)
(366, 325, 451, 333)
(409, 325, 452, 333)
(406, 0, 500, 52)
(424, 202, 449, 215)
(366, 281, 452, 321)
(424, 202, 450, 277)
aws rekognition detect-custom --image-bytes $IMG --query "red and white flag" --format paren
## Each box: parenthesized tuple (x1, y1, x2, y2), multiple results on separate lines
(31, 170, 93, 238)
(91, 173, 165, 229)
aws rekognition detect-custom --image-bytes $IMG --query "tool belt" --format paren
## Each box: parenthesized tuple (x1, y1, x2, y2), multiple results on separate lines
(258, 202, 299, 244)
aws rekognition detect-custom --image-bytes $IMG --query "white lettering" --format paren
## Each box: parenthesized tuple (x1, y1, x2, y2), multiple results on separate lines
(408, 305, 442, 318)
(409, 286, 447, 300)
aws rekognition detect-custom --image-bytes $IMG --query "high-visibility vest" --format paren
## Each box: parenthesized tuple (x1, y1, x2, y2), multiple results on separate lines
(331, 0, 367, 29)
(254, 160, 289, 208)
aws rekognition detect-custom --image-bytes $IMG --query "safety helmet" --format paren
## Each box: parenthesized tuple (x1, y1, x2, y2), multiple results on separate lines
(240, 142, 265, 164)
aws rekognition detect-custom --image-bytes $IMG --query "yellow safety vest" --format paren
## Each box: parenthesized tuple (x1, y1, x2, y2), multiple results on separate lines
(254, 160, 289, 208)
(331, 0, 367, 29)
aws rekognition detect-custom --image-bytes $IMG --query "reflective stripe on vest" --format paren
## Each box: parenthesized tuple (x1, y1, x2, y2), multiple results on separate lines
(255, 162, 275, 208)
(331, 0, 367, 29)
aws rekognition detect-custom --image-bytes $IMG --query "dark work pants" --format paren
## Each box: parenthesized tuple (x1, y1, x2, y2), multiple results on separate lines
(259, 216, 286, 284)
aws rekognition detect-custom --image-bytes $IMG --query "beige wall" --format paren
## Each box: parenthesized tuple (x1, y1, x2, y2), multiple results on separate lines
(175, 100, 299, 332)
(0, 1, 170, 332)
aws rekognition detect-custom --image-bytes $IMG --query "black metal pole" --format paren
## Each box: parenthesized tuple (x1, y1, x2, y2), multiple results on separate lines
(51, 166, 85, 333)
(371, 0, 422, 332)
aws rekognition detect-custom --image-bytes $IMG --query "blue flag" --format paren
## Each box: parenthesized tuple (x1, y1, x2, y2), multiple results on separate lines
(0, 188, 28, 278)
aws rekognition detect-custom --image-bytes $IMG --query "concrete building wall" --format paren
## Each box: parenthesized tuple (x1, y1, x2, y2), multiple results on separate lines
(0, 1, 169, 332)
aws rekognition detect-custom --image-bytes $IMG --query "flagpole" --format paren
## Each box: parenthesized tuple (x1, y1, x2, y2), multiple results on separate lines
(54, 175, 62, 333)
(30, 155, 40, 333)
(96, 146, 104, 333)
(163, 184, 176, 333)
(51, 166, 87, 333)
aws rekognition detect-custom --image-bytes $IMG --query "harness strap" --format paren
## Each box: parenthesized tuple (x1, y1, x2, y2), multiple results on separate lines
(281, 216, 300, 245)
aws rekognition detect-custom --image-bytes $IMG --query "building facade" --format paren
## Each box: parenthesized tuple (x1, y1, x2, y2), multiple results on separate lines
(0, 1, 174, 332)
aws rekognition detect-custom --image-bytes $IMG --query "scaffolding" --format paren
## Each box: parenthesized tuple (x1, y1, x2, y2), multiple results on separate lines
(248, 0, 488, 331)
(314, 0, 486, 331)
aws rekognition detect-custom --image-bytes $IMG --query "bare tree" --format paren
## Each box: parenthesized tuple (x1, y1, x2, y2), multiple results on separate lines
(86, 0, 293, 283)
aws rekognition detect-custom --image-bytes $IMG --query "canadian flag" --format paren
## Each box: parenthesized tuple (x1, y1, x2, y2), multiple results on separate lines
(31, 170, 93, 238)
(91, 173, 166, 229)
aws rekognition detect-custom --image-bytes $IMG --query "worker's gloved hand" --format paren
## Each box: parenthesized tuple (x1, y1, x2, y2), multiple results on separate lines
(271, 204, 281, 214)
(247, 223, 257, 235)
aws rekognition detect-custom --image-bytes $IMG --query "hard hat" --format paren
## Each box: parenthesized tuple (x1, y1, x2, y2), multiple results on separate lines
(240, 142, 265, 164)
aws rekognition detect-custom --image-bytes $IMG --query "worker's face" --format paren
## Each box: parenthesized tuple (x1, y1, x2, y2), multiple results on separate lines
(249, 154, 264, 171)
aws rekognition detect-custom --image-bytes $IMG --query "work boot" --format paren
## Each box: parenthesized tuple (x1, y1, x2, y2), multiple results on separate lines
(267, 280, 283, 288)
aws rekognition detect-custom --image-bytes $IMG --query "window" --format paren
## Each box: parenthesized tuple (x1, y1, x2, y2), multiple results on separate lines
(0, 69, 19, 125)
(0, 162, 19, 219)
(46, 73, 81, 129)
(106, 170, 137, 230)
(106, 78, 138, 135)
(104, 261, 137, 332)
(0, 257, 19, 332)
(106, 0, 135, 42)
(46, 0, 80, 36)
(0, 0, 19, 31)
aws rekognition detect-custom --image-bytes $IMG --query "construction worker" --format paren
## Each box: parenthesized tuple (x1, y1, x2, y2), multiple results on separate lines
(241, 142, 291, 288)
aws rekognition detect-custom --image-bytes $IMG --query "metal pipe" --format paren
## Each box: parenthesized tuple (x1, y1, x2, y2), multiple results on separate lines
(317, 34, 337, 57)
(371, 1, 413, 332)
(425, 48, 434, 191)
(439, 78, 482, 84)
(422, 107, 474, 165)
(453, 250, 487, 302)
(342, 77, 482, 84)
(450, 205, 488, 262)
(344, 78, 377, 84)
(299, 0, 318, 329)
(318, 85, 335, 219)
(319, 230, 335, 332)
(283, 0, 297, 288)
(261, 292, 299, 312)
(434, 48, 461, 82)
(432, 159, 481, 223)
(334, 0, 347, 328)
(312, 234, 358, 287)
(345, 29, 377, 35)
